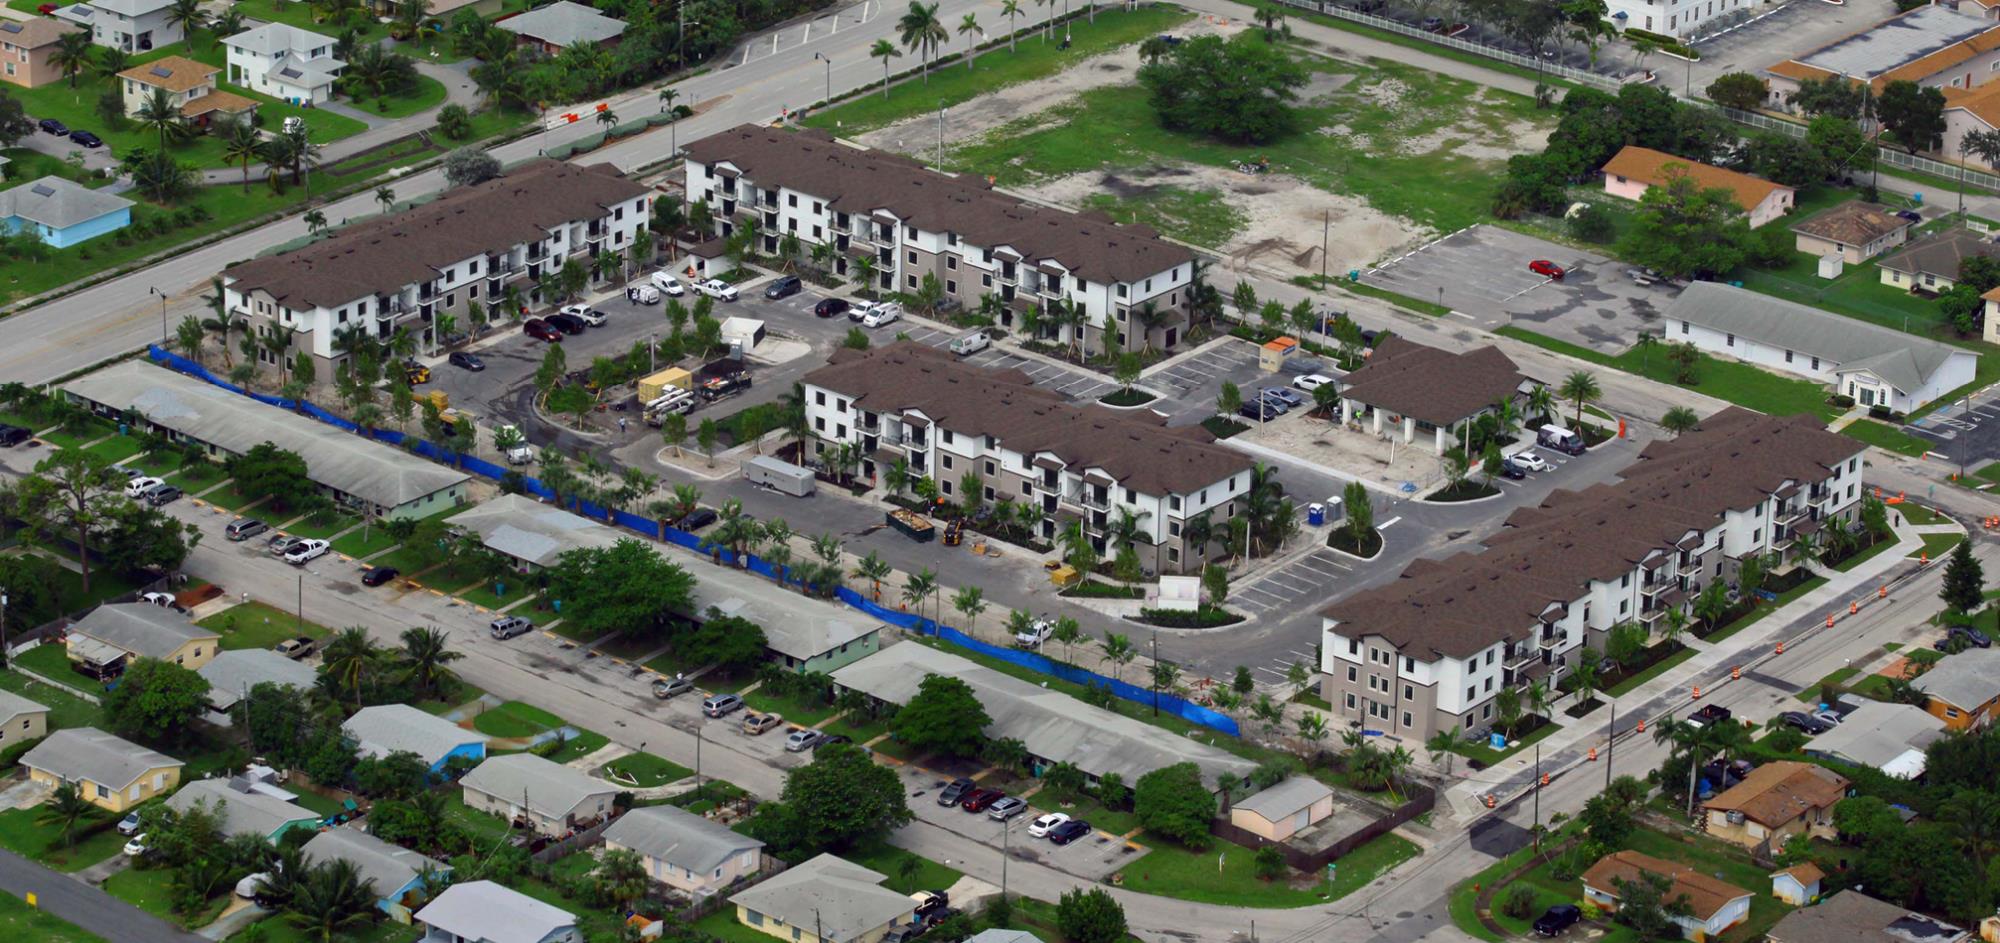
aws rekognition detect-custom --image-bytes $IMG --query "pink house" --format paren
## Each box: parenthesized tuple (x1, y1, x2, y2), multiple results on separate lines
(1601, 146, 1795, 229)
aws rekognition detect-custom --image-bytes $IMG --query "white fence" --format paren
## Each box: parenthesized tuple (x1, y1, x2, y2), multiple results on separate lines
(1268, 0, 1624, 90)
(1707, 105, 2000, 195)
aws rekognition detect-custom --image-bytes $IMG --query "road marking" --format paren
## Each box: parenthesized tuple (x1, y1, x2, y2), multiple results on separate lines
(1379, 516, 1402, 529)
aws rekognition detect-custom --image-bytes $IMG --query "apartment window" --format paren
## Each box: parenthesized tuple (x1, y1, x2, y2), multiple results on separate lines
(1168, 522, 1181, 536)
(1485, 650, 1494, 666)
(1619, 600, 1629, 615)
(1170, 496, 1182, 512)
(982, 274, 993, 288)
(985, 461, 996, 475)
(1403, 685, 1413, 700)
(1681, 320, 1689, 334)
(814, 417, 825, 432)
(941, 456, 954, 471)
(1811, 357, 1820, 370)
(1620, 573, 1629, 587)
(906, 275, 917, 288)
(1465, 686, 1475, 701)
(1116, 284, 1127, 298)
(947, 232, 959, 246)
(945, 257, 959, 272)
(812, 225, 822, 239)
(1483, 704, 1493, 719)
(1124, 488, 1136, 502)
(941, 480, 953, 495)
(1345, 693, 1357, 709)
(1348, 639, 1360, 655)
(787, 194, 797, 207)
(1020, 481, 1032, 496)
(943, 431, 954, 444)
(1350, 667, 1359, 682)
(1483, 677, 1493, 692)
(1404, 656, 1414, 671)
(982, 249, 993, 263)
(907, 250, 917, 264)
(1402, 712, 1413, 728)
(1725, 333, 1734, 346)
(946, 280, 958, 294)
(815, 392, 825, 405)
(1785, 350, 1793, 364)
(905, 225, 917, 240)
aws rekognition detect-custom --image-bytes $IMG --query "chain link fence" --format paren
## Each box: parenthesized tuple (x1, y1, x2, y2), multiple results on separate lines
(1266, 0, 1623, 90)
(1707, 105, 2000, 195)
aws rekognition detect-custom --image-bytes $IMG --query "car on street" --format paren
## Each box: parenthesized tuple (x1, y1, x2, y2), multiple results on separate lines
(625, 284, 659, 305)
(1263, 387, 1306, 408)
(697, 279, 739, 301)
(1029, 812, 1070, 838)
(284, 539, 329, 565)
(1292, 373, 1336, 392)
(701, 693, 745, 718)
(652, 675, 694, 699)
(741, 712, 783, 736)
(1685, 704, 1733, 729)
(145, 485, 181, 507)
(987, 796, 1029, 820)
(39, 118, 68, 136)
(1533, 903, 1581, 937)
(489, 616, 533, 640)
(1778, 711, 1833, 735)
(1949, 625, 1992, 648)
(268, 534, 304, 556)
(814, 298, 850, 319)
(960, 788, 1004, 812)
(69, 130, 102, 148)
(559, 304, 605, 326)
(651, 271, 686, 296)
(123, 833, 149, 857)
(523, 319, 563, 342)
(677, 508, 718, 530)
(937, 778, 976, 806)
(764, 275, 802, 299)
(275, 637, 318, 659)
(1528, 259, 1565, 280)
(1047, 819, 1092, 845)
(785, 728, 825, 752)
(360, 566, 399, 587)
(118, 812, 143, 836)
(861, 303, 902, 328)
(699, 371, 751, 401)
(545, 312, 587, 335)
(448, 351, 485, 371)
(0, 424, 29, 446)
(1510, 451, 1551, 472)
(125, 476, 165, 499)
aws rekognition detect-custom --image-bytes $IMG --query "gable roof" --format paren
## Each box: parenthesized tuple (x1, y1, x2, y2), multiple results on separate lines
(69, 603, 218, 661)
(223, 21, 336, 55)
(342, 704, 486, 766)
(450, 494, 625, 568)
(601, 805, 764, 875)
(416, 881, 576, 943)
(1876, 228, 2000, 278)
(496, 0, 626, 45)
(0, 689, 46, 727)
(1791, 201, 1911, 247)
(165, 778, 318, 838)
(728, 854, 914, 941)
(1335, 338, 1526, 426)
(1910, 647, 2000, 710)
(459, 754, 615, 817)
(303, 828, 446, 900)
(0, 17, 83, 48)
(197, 649, 318, 711)
(690, 580, 879, 662)
(118, 55, 217, 92)
(1771, 4, 2000, 91)
(1665, 281, 1974, 394)
(1766, 890, 1969, 943)
(1602, 146, 1790, 214)
(0, 176, 133, 231)
(1774, 863, 1826, 886)
(1703, 761, 1849, 827)
(1232, 776, 1334, 823)
(1802, 700, 1945, 776)
(20, 728, 180, 790)
(1582, 850, 1753, 921)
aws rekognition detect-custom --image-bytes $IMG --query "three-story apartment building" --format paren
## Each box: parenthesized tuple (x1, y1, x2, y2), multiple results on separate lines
(801, 343, 1251, 574)
(1320, 408, 1866, 741)
(220, 160, 650, 382)
(682, 125, 1197, 358)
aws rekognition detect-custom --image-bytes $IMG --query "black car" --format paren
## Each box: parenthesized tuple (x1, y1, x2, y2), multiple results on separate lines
(1237, 400, 1278, 421)
(1498, 459, 1527, 480)
(39, 117, 68, 135)
(814, 298, 850, 318)
(69, 130, 102, 148)
(1047, 819, 1093, 845)
(912, 891, 950, 920)
(817, 734, 852, 748)
(1686, 704, 1733, 729)
(764, 275, 802, 299)
(360, 566, 400, 587)
(677, 508, 717, 530)
(1778, 711, 1833, 735)
(1949, 624, 1993, 648)
(1533, 904, 1581, 937)
(936, 778, 976, 807)
(145, 485, 182, 507)
(448, 351, 485, 371)
(545, 313, 587, 335)
(0, 424, 30, 447)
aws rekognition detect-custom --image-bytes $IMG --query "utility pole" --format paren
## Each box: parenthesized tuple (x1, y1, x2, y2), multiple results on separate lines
(1320, 210, 1329, 284)
(1150, 627, 1159, 716)
(936, 100, 946, 170)
(296, 573, 303, 632)
(695, 724, 705, 801)
(150, 287, 169, 346)
(1001, 815, 1010, 898)
(1605, 701, 1615, 787)
(815, 53, 833, 107)
(1532, 743, 1541, 847)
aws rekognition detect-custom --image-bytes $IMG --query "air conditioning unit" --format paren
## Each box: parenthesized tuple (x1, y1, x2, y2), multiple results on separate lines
(1725, 810, 1746, 826)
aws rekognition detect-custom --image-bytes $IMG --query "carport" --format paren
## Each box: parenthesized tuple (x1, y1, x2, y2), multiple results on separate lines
(1335, 338, 1532, 455)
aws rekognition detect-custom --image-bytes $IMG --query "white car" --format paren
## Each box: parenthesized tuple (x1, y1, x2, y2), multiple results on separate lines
(284, 539, 330, 565)
(235, 872, 272, 900)
(124, 476, 165, 499)
(122, 833, 148, 857)
(560, 304, 605, 327)
(1028, 812, 1071, 838)
(861, 302, 903, 328)
(1510, 451, 1551, 473)
(625, 284, 660, 305)
(697, 279, 739, 301)
(1292, 373, 1336, 392)
(117, 812, 142, 836)
(650, 271, 686, 296)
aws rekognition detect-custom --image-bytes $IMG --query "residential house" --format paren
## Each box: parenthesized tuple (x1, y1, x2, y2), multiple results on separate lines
(1603, 0, 1752, 36)
(0, 18, 86, 88)
(833, 641, 1255, 788)
(1878, 228, 2000, 292)
(1228, 776, 1336, 842)
(219, 159, 650, 381)
(801, 343, 1252, 574)
(458, 754, 617, 837)
(1802, 700, 1946, 778)
(167, 778, 320, 842)
(727, 853, 919, 943)
(1771, 864, 1825, 906)
(1767, 6, 2000, 107)
(1601, 146, 1795, 228)
(116, 56, 257, 127)
(1910, 647, 2000, 729)
(1978, 284, 2000, 344)
(1320, 408, 1866, 741)
(1333, 339, 1531, 455)
(223, 23, 344, 104)
(1702, 761, 1849, 851)
(65, 360, 472, 520)
(689, 580, 882, 675)
(416, 880, 580, 943)
(411, 0, 502, 16)
(51, 0, 179, 51)
(966, 933, 1044, 943)
(685, 125, 1197, 356)
(0, 690, 48, 751)
(1791, 201, 1913, 265)
(0, 176, 133, 248)
(450, 493, 625, 572)
(1581, 850, 1754, 941)
(197, 648, 318, 714)
(1663, 281, 1978, 413)
(600, 805, 765, 898)
(495, 1, 625, 54)
(342, 704, 488, 773)
(65, 602, 221, 676)
(1766, 890, 1969, 943)
(303, 828, 449, 921)
(1942, 79, 2000, 168)
(20, 728, 181, 812)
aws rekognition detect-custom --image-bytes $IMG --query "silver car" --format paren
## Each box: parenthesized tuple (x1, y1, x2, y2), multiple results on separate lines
(987, 796, 1029, 820)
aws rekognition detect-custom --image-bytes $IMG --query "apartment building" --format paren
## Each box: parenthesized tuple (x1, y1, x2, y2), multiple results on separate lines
(1605, 0, 1753, 37)
(220, 160, 650, 382)
(1767, 5, 2000, 106)
(683, 125, 1196, 357)
(1319, 408, 1865, 741)
(800, 343, 1252, 574)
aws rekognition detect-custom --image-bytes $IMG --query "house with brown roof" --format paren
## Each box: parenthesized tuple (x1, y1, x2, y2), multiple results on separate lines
(219, 160, 650, 383)
(117, 56, 256, 126)
(1878, 228, 2000, 292)
(1334, 338, 1531, 455)
(1582, 850, 1754, 941)
(0, 18, 86, 88)
(1703, 761, 1849, 851)
(1771, 863, 1824, 906)
(1791, 201, 1913, 265)
(1319, 408, 1865, 741)
(1767, 5, 2000, 107)
(800, 342, 1252, 574)
(1601, 147, 1794, 228)
(684, 125, 1196, 357)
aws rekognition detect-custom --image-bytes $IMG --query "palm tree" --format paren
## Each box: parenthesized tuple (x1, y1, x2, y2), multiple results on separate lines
(852, 551, 892, 600)
(283, 859, 380, 943)
(49, 32, 92, 88)
(1050, 616, 1082, 664)
(869, 38, 901, 98)
(957, 14, 982, 69)
(596, 106, 619, 135)
(398, 626, 462, 698)
(1568, 656, 1602, 708)
(898, 1, 948, 83)
(1660, 405, 1701, 437)
(165, 0, 209, 47)
(321, 626, 381, 710)
(202, 305, 243, 369)
(1295, 711, 1328, 758)
(1425, 730, 1458, 776)
(901, 568, 938, 622)
(1558, 370, 1601, 429)
(594, 848, 650, 910)
(1001, 0, 1023, 50)
(135, 87, 187, 152)
(1527, 384, 1556, 424)
(37, 783, 93, 848)
(952, 585, 987, 633)
(221, 119, 264, 193)
(95, 47, 130, 83)
(375, 185, 395, 214)
(304, 210, 329, 235)
(1653, 718, 1735, 816)
(1098, 632, 1136, 682)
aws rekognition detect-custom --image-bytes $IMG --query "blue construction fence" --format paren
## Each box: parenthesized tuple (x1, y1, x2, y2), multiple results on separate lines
(143, 347, 1241, 737)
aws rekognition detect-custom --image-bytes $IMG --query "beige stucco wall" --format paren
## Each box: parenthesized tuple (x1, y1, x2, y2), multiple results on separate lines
(29, 763, 181, 813)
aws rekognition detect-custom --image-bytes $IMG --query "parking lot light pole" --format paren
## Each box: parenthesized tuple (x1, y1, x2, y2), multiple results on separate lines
(150, 286, 169, 345)
(814, 53, 832, 108)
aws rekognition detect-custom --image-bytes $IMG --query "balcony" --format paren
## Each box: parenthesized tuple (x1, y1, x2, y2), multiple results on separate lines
(1505, 645, 1538, 670)
(1081, 490, 1110, 510)
(998, 267, 1018, 285)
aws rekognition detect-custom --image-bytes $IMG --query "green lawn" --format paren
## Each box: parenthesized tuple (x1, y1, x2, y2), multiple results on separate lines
(1913, 532, 1964, 559)
(198, 483, 266, 513)
(104, 865, 225, 928)
(1841, 418, 1934, 456)
(229, 0, 388, 43)
(694, 909, 792, 943)
(442, 793, 513, 845)
(368, 546, 435, 578)
(226, 915, 409, 943)
(37, 419, 115, 451)
(1449, 716, 1563, 767)
(1603, 646, 1698, 698)
(12, 643, 79, 686)
(1080, 185, 1246, 249)
(1034, 789, 1142, 837)
(197, 601, 331, 651)
(1118, 830, 1420, 907)
(1704, 576, 1828, 644)
(162, 464, 226, 493)
(1496, 326, 1840, 421)
(0, 669, 103, 731)
(0, 808, 125, 872)
(470, 700, 565, 739)
(1, 148, 106, 190)
(282, 511, 358, 540)
(289, 789, 346, 818)
(1795, 665, 1860, 703)
(742, 687, 840, 726)
(329, 525, 401, 560)
(457, 579, 535, 612)
(81, 433, 148, 464)
(228, 86, 371, 144)
(1898, 503, 1950, 526)
(1833, 534, 1902, 572)
(819, 711, 892, 746)
(537, 728, 608, 764)
(1737, 246, 1970, 344)
(846, 840, 963, 894)
(345, 74, 449, 119)
(600, 751, 692, 788)
(0, 890, 109, 943)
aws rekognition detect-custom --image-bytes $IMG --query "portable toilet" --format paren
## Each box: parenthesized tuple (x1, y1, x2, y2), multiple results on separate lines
(1307, 503, 1326, 527)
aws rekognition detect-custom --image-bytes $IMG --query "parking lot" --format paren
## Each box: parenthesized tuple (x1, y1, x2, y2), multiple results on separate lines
(1365, 225, 1675, 353)
(897, 765, 1141, 881)
(1234, 547, 1356, 617)
(1144, 340, 1273, 425)
(1907, 382, 2000, 464)
(898, 324, 1121, 403)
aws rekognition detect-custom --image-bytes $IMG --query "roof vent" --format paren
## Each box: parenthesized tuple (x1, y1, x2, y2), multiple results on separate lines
(0, 22, 21, 32)
(29, 183, 55, 197)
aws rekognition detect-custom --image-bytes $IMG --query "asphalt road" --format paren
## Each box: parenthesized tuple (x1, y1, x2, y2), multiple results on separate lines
(0, 848, 206, 943)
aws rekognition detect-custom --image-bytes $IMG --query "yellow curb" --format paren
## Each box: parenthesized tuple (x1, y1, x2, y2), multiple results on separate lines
(608, 657, 627, 665)
(474, 606, 490, 614)
(1118, 826, 1144, 840)
(428, 590, 445, 597)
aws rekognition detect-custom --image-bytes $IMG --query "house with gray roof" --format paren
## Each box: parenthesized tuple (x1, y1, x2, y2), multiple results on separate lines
(601, 805, 765, 898)
(416, 880, 579, 943)
(727, 854, 917, 943)
(1766, 889, 1968, 943)
(497, 1, 625, 53)
(66, 602, 221, 675)
(688, 566, 883, 674)
(223, 23, 344, 104)
(20, 727, 181, 812)
(1229, 776, 1336, 842)
(1803, 700, 1945, 778)
(303, 828, 448, 919)
(450, 493, 624, 570)
(0, 177, 132, 248)
(967, 932, 1043, 943)
(343, 704, 488, 773)
(458, 754, 616, 836)
(1664, 281, 1978, 413)
(1877, 228, 2000, 292)
(0, 689, 48, 752)
(51, 0, 181, 52)
(168, 778, 321, 841)
(198, 648, 318, 713)
(65, 360, 470, 520)
(1911, 648, 2000, 730)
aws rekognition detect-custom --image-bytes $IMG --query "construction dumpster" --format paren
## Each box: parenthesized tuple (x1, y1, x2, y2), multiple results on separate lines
(638, 368, 694, 404)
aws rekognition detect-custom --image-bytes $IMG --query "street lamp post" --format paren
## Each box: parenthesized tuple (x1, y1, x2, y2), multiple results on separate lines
(814, 53, 832, 108)
(149, 286, 169, 345)
(936, 100, 946, 170)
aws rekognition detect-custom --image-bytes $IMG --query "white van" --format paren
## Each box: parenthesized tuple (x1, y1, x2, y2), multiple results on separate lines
(650, 271, 685, 296)
(948, 331, 990, 356)
(1537, 424, 1586, 456)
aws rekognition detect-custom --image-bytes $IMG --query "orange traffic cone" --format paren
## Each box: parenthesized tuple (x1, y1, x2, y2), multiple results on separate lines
(1826, 613, 1835, 628)
(1588, 747, 1598, 762)
(1776, 641, 1785, 655)
(1692, 685, 1702, 699)
(1637, 719, 1647, 733)
(1731, 666, 1741, 680)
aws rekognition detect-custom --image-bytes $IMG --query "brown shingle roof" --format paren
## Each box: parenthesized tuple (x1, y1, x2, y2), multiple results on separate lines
(804, 342, 1249, 496)
(1945, 79, 2000, 128)
(684, 125, 1192, 284)
(0, 16, 83, 48)
(119, 56, 217, 93)
(1582, 850, 1753, 921)
(224, 160, 648, 311)
(1703, 761, 1849, 828)
(181, 90, 257, 117)
(1321, 409, 1861, 660)
(1337, 337, 1525, 427)
(1790, 201, 1910, 246)
(1876, 228, 2000, 278)
(1775, 863, 1826, 885)
(1602, 146, 1791, 215)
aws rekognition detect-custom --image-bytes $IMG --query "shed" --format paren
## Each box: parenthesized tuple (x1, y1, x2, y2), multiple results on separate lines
(1258, 336, 1299, 373)
(719, 317, 765, 352)
(1771, 863, 1824, 906)
(1229, 776, 1335, 841)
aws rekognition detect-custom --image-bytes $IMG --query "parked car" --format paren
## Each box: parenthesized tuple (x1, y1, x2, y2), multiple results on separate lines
(559, 304, 605, 327)
(651, 271, 686, 296)
(987, 796, 1029, 820)
(677, 508, 718, 530)
(912, 891, 950, 921)
(1896, 209, 1923, 224)
(523, 319, 563, 342)
(1949, 624, 1993, 648)
(1510, 452, 1551, 473)
(817, 734, 852, 748)
(284, 538, 329, 564)
(118, 812, 143, 836)
(140, 592, 182, 611)
(625, 284, 660, 305)
(814, 298, 851, 318)
(764, 275, 803, 299)
(937, 778, 976, 806)
(1528, 259, 1565, 280)
(1238, 400, 1279, 421)
(123, 833, 149, 857)
(702, 693, 745, 718)
(1533, 904, 1582, 937)
(1292, 373, 1336, 392)
(38, 118, 68, 136)
(0, 424, 29, 447)
(652, 675, 695, 699)
(1809, 709, 1843, 728)
(1014, 615, 1055, 649)
(1263, 387, 1306, 408)
(1029, 812, 1071, 838)
(546, 313, 587, 335)
(1254, 391, 1291, 414)
(268, 534, 304, 557)
(697, 279, 739, 301)
(1778, 711, 1833, 735)
(360, 566, 399, 587)
(741, 712, 783, 736)
(489, 616, 533, 640)
(448, 351, 486, 371)
(1498, 459, 1527, 480)
(226, 517, 269, 541)
(960, 788, 1003, 812)
(785, 728, 825, 752)
(125, 476, 165, 499)
(235, 873, 272, 901)
(1047, 819, 1092, 845)
(275, 637, 319, 659)
(861, 303, 902, 328)
(1684, 704, 1733, 729)
(69, 130, 102, 148)
(699, 372, 751, 401)
(145, 485, 182, 507)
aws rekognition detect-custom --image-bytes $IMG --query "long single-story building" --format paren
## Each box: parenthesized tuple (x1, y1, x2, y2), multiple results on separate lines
(1802, 700, 1946, 778)
(1765, 889, 1969, 943)
(21, 727, 182, 813)
(65, 602, 221, 676)
(601, 805, 765, 899)
(0, 176, 133, 248)
(1601, 146, 1794, 228)
(64, 360, 471, 520)
(726, 854, 917, 943)
(459, 754, 617, 837)
(167, 778, 321, 842)
(342, 704, 488, 773)
(302, 827, 448, 922)
(197, 648, 318, 713)
(1791, 201, 1912, 265)
(450, 493, 625, 571)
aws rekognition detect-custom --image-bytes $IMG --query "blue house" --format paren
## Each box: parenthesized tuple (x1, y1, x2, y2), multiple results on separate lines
(342, 704, 488, 775)
(303, 827, 449, 923)
(0, 176, 133, 248)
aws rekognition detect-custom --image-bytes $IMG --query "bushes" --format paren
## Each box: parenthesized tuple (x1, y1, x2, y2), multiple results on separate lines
(1500, 884, 1539, 919)
(1135, 606, 1244, 628)
(1622, 27, 1699, 59)
(1567, 204, 1615, 243)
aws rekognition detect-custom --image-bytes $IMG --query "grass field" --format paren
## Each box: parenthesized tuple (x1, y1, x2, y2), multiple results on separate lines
(345, 74, 450, 119)
(1841, 418, 1935, 457)
(0, 808, 124, 872)
(197, 601, 331, 651)
(12, 643, 79, 685)
(470, 700, 564, 738)
(1603, 646, 1698, 698)
(600, 751, 692, 788)
(846, 840, 963, 894)
(104, 865, 225, 927)
(0, 891, 108, 943)
(329, 525, 401, 559)
(1704, 576, 1827, 644)
(1913, 532, 1965, 559)
(1117, 830, 1419, 907)
(226, 915, 409, 943)
(1450, 716, 1561, 767)
(0, 670, 103, 731)
(1480, 827, 1794, 943)
(1898, 503, 1949, 526)
(1496, 326, 1840, 421)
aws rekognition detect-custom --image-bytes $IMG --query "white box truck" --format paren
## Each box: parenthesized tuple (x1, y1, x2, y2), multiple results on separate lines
(742, 455, 816, 497)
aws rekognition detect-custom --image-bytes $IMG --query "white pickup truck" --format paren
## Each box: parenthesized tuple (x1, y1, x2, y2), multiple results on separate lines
(1014, 615, 1055, 649)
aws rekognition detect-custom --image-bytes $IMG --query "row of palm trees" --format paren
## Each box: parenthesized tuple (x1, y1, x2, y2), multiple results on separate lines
(881, 0, 1088, 91)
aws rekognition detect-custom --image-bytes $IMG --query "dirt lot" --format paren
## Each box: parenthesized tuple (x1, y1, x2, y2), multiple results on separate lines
(1238, 410, 1444, 491)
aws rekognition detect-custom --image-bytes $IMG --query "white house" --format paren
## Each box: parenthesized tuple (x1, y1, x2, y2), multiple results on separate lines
(52, 0, 179, 52)
(223, 23, 344, 104)
(1583, 850, 1753, 941)
(1602, 0, 1754, 36)
(1665, 281, 1978, 414)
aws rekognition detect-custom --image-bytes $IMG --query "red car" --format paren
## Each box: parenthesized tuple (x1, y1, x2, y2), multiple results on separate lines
(523, 318, 563, 342)
(1529, 260, 1565, 280)
(959, 788, 1003, 812)
(36, 3, 56, 12)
